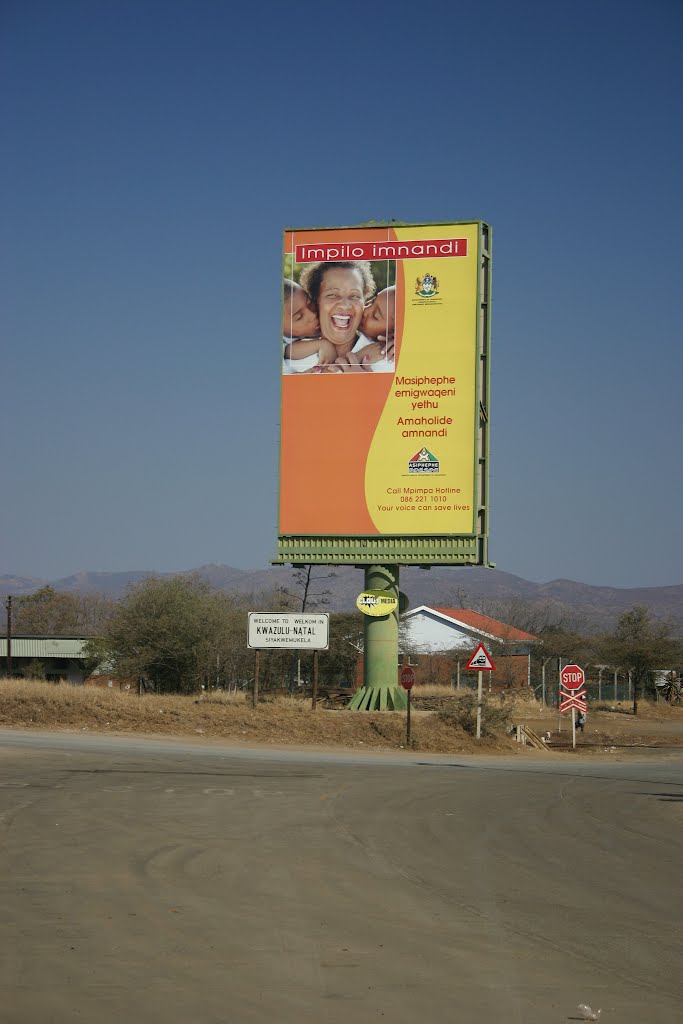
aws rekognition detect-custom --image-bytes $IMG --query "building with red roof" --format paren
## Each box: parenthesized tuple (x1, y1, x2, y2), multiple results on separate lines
(400, 606, 540, 690)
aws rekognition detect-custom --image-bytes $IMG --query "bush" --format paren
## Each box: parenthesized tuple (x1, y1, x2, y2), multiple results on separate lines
(21, 660, 47, 680)
(437, 693, 512, 737)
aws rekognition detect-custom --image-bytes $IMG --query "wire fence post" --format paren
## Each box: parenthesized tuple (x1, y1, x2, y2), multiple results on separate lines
(253, 650, 260, 708)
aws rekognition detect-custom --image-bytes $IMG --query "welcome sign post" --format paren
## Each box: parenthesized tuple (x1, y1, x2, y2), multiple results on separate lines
(276, 221, 492, 708)
(247, 613, 329, 709)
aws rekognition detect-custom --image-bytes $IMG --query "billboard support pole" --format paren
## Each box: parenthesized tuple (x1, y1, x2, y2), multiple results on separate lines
(349, 564, 406, 712)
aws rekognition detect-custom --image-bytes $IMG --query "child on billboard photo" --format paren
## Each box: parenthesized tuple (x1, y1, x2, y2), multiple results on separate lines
(282, 279, 319, 341)
(282, 261, 395, 375)
(360, 285, 395, 344)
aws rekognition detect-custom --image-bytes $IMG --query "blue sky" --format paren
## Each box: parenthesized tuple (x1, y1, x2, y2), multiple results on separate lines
(3, 0, 682, 588)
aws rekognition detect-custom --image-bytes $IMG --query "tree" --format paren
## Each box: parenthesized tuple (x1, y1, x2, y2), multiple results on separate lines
(529, 624, 597, 702)
(12, 586, 80, 633)
(73, 593, 117, 635)
(12, 586, 115, 636)
(276, 566, 337, 689)
(22, 659, 47, 680)
(84, 575, 251, 694)
(319, 612, 361, 687)
(276, 566, 336, 613)
(448, 588, 587, 636)
(598, 606, 681, 715)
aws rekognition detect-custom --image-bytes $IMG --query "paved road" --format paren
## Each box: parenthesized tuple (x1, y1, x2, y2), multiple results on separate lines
(1, 731, 682, 1023)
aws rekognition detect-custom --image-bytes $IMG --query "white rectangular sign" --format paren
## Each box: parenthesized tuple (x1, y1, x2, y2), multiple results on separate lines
(247, 612, 330, 650)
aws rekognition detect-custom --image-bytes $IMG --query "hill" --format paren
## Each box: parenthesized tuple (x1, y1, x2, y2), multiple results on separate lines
(1, 564, 682, 632)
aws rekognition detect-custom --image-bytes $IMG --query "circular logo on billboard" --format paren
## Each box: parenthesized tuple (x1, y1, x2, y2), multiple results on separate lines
(356, 591, 399, 617)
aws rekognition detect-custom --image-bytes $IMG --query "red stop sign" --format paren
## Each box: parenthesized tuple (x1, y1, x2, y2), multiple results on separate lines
(560, 664, 585, 690)
(400, 666, 415, 690)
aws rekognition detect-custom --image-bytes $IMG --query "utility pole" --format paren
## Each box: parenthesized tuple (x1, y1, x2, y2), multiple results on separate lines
(5, 596, 12, 678)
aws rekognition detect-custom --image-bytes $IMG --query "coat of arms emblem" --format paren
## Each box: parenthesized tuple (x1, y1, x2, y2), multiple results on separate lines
(415, 273, 439, 298)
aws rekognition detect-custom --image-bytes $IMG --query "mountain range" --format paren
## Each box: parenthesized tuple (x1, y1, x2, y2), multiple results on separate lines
(2, 565, 682, 633)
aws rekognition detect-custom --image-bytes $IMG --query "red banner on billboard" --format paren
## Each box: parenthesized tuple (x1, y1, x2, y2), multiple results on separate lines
(295, 238, 468, 263)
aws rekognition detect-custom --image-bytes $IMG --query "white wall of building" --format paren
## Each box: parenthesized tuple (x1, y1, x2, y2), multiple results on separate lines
(401, 612, 476, 654)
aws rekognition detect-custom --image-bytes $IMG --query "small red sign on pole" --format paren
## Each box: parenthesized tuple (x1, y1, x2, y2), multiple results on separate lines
(400, 665, 415, 690)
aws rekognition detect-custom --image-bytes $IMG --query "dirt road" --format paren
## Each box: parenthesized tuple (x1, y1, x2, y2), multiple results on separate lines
(523, 707, 683, 751)
(1, 730, 682, 1023)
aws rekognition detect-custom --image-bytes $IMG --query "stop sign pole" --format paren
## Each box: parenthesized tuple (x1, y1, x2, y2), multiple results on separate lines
(400, 664, 415, 745)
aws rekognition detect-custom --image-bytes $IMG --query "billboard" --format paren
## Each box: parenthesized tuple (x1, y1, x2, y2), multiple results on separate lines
(276, 221, 491, 566)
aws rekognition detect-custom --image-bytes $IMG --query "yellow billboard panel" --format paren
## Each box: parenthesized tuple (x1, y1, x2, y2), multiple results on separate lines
(278, 222, 490, 558)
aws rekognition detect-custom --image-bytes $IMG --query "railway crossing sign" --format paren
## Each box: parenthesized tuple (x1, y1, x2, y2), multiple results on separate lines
(464, 643, 496, 741)
(560, 692, 587, 713)
(465, 643, 496, 671)
(559, 664, 587, 713)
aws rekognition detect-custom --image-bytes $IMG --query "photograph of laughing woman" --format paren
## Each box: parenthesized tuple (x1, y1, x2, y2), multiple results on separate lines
(282, 260, 395, 375)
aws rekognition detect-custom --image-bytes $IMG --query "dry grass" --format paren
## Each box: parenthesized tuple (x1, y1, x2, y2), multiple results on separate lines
(4, 679, 678, 756)
(0, 677, 516, 754)
(193, 689, 248, 704)
(591, 699, 683, 718)
(412, 683, 465, 697)
(412, 685, 543, 716)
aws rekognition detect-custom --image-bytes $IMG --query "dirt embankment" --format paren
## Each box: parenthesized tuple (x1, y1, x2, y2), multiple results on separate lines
(0, 679, 516, 755)
(1, 680, 682, 757)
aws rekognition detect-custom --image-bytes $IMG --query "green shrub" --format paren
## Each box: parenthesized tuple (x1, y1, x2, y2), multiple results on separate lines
(437, 693, 512, 737)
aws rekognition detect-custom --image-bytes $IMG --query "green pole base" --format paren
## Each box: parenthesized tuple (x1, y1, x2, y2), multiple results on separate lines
(348, 684, 407, 712)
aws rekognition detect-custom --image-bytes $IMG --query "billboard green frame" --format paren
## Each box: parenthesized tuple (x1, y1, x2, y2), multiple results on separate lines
(275, 219, 492, 568)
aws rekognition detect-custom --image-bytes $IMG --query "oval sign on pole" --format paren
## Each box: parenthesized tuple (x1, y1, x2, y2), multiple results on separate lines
(356, 590, 399, 617)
